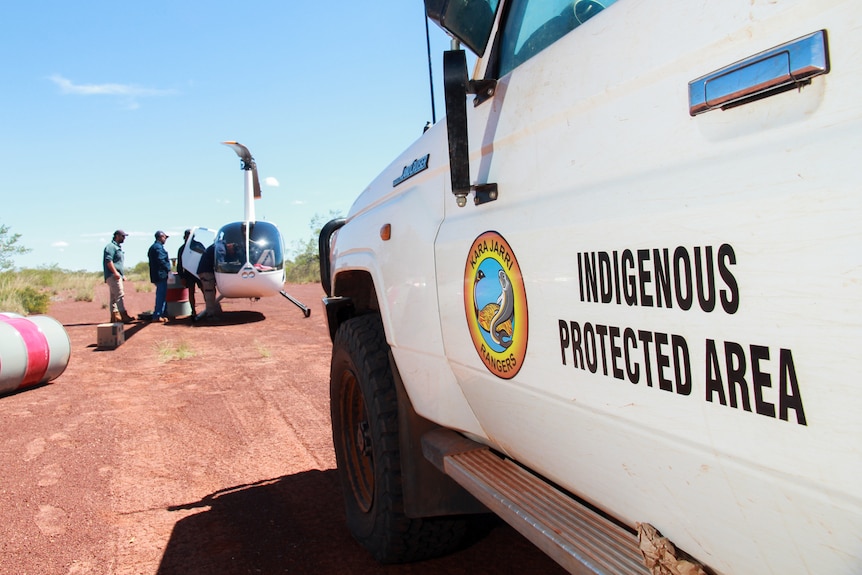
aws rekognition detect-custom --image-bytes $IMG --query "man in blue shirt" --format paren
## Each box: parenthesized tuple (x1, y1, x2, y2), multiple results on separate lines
(147, 230, 172, 323)
(103, 229, 135, 324)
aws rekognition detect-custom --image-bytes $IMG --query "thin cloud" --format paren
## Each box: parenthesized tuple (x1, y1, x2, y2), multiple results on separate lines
(49, 74, 177, 97)
(264, 177, 280, 187)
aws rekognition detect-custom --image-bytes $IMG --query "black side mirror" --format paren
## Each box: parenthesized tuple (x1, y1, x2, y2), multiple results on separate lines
(426, 0, 498, 55)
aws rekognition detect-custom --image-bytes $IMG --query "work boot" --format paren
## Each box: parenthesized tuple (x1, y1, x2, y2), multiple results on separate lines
(110, 311, 123, 323)
(120, 312, 136, 324)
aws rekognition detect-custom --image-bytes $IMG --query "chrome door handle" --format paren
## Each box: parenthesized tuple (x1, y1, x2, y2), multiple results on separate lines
(689, 30, 829, 116)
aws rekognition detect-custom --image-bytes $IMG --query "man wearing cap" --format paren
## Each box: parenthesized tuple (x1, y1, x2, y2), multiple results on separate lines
(147, 230, 172, 323)
(103, 230, 135, 324)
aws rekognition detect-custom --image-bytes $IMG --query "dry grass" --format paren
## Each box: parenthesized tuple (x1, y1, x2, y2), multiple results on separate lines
(0, 267, 101, 315)
(155, 339, 195, 362)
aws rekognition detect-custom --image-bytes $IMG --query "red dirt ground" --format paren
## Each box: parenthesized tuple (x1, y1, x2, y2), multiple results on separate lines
(0, 282, 566, 575)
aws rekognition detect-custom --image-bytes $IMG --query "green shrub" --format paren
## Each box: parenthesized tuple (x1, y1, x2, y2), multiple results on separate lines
(283, 212, 341, 284)
(17, 286, 50, 315)
(284, 240, 319, 284)
(0, 267, 101, 315)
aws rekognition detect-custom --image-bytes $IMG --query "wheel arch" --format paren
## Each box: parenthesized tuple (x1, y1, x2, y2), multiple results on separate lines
(327, 270, 486, 519)
(322, 269, 380, 342)
(389, 348, 489, 519)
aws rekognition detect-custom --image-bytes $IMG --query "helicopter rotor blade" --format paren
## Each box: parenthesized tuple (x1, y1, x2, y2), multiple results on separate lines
(223, 141, 263, 199)
(252, 163, 262, 199)
(222, 141, 253, 167)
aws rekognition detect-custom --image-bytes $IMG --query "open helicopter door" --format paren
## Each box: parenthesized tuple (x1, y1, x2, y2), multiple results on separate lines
(180, 226, 216, 281)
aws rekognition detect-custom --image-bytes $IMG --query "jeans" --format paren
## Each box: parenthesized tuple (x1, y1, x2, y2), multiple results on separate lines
(152, 279, 168, 319)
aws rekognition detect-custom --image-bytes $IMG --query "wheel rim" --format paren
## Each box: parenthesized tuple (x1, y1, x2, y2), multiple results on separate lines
(339, 369, 374, 513)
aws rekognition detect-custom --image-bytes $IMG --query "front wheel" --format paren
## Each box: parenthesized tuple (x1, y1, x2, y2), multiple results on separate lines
(330, 314, 469, 563)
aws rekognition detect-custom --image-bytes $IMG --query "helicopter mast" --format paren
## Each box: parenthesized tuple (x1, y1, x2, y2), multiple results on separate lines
(222, 141, 261, 224)
(242, 168, 255, 224)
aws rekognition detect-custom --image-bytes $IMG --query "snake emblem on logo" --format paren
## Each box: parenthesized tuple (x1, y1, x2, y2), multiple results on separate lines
(464, 231, 528, 379)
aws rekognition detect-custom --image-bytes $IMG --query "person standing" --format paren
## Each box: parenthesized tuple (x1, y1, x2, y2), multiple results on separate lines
(147, 230, 172, 323)
(103, 230, 135, 324)
(176, 229, 201, 318)
(196, 242, 222, 320)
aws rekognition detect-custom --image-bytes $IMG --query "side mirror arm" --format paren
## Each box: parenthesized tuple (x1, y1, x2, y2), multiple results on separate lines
(443, 49, 498, 207)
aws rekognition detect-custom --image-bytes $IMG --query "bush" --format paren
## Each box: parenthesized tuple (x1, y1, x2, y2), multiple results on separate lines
(127, 261, 151, 282)
(284, 238, 319, 284)
(0, 267, 101, 315)
(283, 211, 341, 284)
(17, 286, 50, 315)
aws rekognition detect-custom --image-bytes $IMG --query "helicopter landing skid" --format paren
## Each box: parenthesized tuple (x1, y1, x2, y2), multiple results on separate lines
(280, 290, 311, 318)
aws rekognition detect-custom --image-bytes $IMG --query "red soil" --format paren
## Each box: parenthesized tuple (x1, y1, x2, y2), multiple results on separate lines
(0, 282, 565, 575)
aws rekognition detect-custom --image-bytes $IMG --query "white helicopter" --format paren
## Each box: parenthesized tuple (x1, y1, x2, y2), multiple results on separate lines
(180, 142, 310, 318)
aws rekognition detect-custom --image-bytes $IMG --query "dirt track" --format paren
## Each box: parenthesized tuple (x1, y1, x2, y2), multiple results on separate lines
(0, 282, 565, 575)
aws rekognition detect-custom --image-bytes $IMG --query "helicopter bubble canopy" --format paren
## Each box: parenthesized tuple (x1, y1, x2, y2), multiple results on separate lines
(214, 220, 286, 298)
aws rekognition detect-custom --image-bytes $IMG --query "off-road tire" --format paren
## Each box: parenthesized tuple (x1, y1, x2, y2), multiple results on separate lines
(330, 313, 469, 563)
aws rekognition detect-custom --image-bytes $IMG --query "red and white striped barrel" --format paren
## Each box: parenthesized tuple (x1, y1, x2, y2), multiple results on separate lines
(166, 272, 192, 318)
(0, 313, 71, 395)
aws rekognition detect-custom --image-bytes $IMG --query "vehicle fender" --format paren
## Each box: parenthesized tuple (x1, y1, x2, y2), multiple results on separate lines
(391, 350, 489, 518)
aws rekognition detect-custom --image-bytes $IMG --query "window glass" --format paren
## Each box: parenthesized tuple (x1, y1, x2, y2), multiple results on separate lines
(189, 228, 214, 253)
(214, 221, 284, 273)
(248, 221, 284, 271)
(429, 0, 501, 55)
(215, 224, 247, 274)
(450, 0, 501, 54)
(498, 0, 618, 76)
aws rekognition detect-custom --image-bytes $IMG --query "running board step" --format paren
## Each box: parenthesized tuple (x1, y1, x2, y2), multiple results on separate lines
(421, 429, 650, 575)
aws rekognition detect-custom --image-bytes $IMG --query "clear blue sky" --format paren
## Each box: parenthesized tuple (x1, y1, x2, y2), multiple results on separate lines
(1, 1, 458, 272)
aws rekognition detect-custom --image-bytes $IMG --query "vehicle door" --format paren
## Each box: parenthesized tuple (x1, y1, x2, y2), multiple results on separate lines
(433, 0, 862, 573)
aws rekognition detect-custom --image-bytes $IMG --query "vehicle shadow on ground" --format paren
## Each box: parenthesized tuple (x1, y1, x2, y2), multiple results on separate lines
(189, 310, 266, 327)
(158, 469, 354, 575)
(156, 469, 565, 575)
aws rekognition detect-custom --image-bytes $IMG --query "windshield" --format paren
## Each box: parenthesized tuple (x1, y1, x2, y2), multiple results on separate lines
(215, 221, 284, 274)
(498, 0, 618, 76)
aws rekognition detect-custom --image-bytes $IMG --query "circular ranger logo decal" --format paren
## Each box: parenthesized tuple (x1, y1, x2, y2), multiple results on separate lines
(464, 231, 528, 379)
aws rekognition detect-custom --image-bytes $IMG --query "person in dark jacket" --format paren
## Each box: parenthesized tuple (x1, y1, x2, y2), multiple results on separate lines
(147, 230, 172, 323)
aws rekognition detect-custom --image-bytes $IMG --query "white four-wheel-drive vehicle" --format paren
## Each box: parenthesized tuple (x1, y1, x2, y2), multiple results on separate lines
(318, 1, 862, 573)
